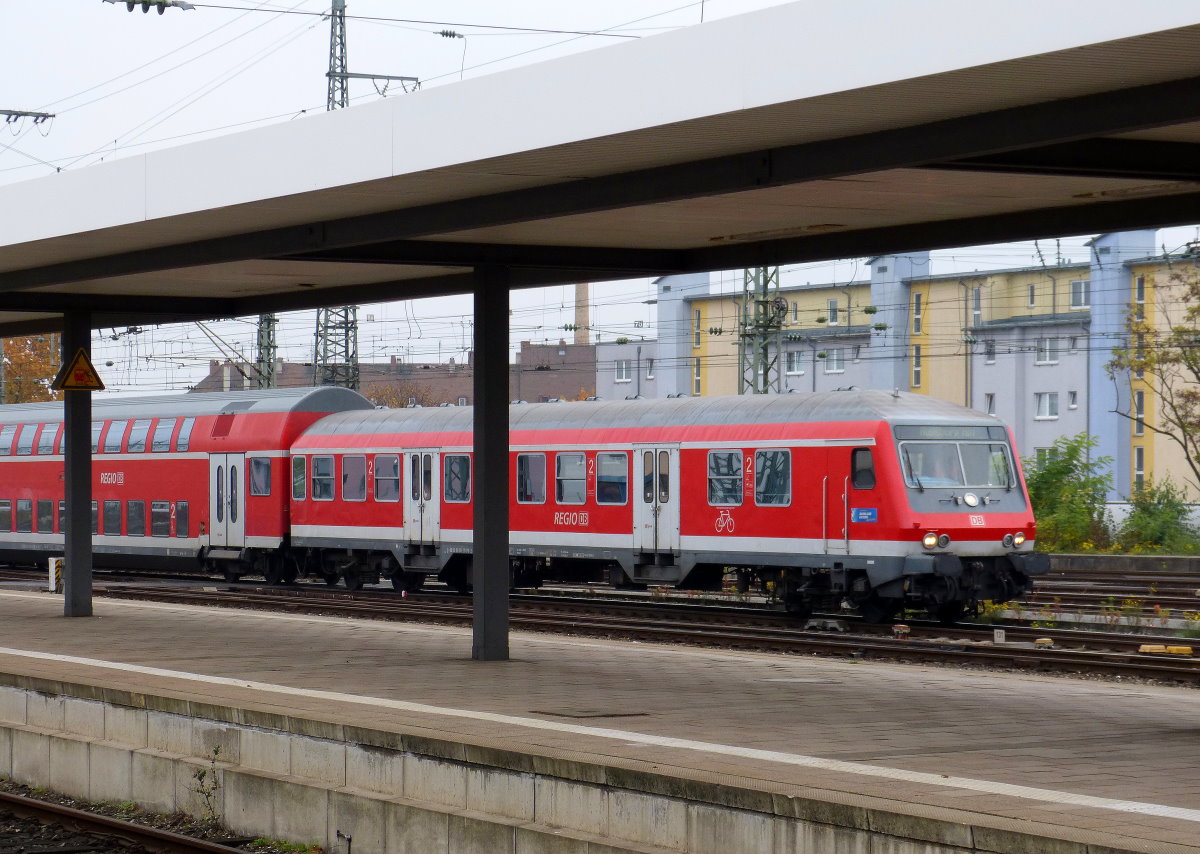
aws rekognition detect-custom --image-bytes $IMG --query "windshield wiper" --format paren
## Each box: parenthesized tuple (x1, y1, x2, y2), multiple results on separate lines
(902, 447, 924, 492)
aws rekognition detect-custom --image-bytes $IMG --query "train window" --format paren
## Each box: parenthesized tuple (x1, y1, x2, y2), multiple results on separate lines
(291, 457, 307, 500)
(151, 419, 176, 452)
(852, 449, 876, 489)
(15, 425, 35, 456)
(0, 500, 10, 531)
(707, 451, 743, 506)
(104, 421, 128, 453)
(176, 417, 195, 452)
(444, 454, 471, 503)
(175, 501, 189, 538)
(228, 466, 238, 524)
(15, 500, 32, 533)
(311, 456, 335, 501)
(249, 457, 272, 497)
(90, 501, 98, 534)
(215, 466, 224, 522)
(91, 421, 104, 453)
(899, 441, 1014, 489)
(657, 451, 669, 503)
(555, 453, 586, 505)
(151, 502, 170, 537)
(127, 419, 152, 453)
(374, 455, 400, 502)
(642, 452, 654, 503)
(422, 454, 433, 501)
(58, 501, 65, 532)
(410, 455, 420, 501)
(37, 500, 54, 532)
(342, 456, 367, 501)
(596, 453, 628, 505)
(516, 454, 546, 504)
(103, 500, 121, 534)
(754, 450, 790, 505)
(37, 424, 59, 455)
(0, 425, 15, 456)
(127, 501, 146, 537)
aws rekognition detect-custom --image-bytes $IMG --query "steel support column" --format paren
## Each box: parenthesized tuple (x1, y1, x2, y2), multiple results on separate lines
(472, 266, 510, 661)
(61, 313, 93, 617)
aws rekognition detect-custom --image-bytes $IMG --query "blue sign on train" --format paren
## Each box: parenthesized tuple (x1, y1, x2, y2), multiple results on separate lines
(851, 508, 878, 523)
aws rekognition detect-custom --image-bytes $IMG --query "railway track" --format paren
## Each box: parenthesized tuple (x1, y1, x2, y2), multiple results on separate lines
(94, 582, 1200, 684)
(0, 789, 249, 854)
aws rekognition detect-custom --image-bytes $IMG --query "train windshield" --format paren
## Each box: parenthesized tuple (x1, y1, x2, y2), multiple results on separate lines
(899, 441, 1013, 489)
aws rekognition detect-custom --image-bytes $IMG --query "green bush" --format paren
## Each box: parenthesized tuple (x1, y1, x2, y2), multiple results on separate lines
(1116, 479, 1200, 554)
(1022, 433, 1112, 552)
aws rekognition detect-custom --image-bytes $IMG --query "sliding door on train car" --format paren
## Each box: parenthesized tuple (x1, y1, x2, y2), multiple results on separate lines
(633, 445, 680, 554)
(822, 446, 851, 554)
(208, 454, 246, 549)
(404, 450, 440, 545)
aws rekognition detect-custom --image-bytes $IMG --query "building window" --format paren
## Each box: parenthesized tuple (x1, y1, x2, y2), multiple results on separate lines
(1035, 392, 1059, 419)
(1135, 334, 1145, 379)
(1035, 337, 1059, 365)
(824, 348, 845, 374)
(707, 450, 743, 506)
(791, 302, 798, 322)
(555, 453, 586, 504)
(984, 393, 995, 415)
(754, 450, 790, 506)
(1134, 390, 1145, 436)
(693, 357, 701, 395)
(444, 454, 471, 503)
(1035, 447, 1055, 465)
(1135, 275, 1145, 320)
(827, 298, 840, 326)
(911, 345, 921, 387)
(615, 359, 632, 383)
(694, 309, 702, 347)
(912, 292, 923, 335)
(645, 358, 655, 379)
(972, 287, 982, 326)
(1134, 446, 1145, 491)
(1027, 284, 1036, 308)
(785, 351, 803, 375)
(1068, 390, 1078, 409)
(984, 340, 996, 364)
(1069, 279, 1090, 309)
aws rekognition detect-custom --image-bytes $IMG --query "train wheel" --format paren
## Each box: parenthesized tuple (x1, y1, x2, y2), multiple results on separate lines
(322, 572, 340, 587)
(391, 571, 425, 593)
(342, 569, 364, 591)
(784, 595, 813, 622)
(929, 601, 966, 625)
(858, 595, 899, 624)
(280, 556, 300, 585)
(263, 559, 283, 586)
(222, 565, 242, 584)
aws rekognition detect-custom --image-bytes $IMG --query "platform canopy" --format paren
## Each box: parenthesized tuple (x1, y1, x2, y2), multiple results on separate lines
(4, 0, 1200, 333)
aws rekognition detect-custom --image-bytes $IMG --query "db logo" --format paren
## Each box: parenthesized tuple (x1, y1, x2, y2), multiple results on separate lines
(969, 514, 986, 526)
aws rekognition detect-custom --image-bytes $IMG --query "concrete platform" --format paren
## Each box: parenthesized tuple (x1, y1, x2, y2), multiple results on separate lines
(0, 588, 1198, 853)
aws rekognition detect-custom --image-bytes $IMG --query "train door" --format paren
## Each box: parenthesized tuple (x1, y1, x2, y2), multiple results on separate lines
(404, 450, 440, 545)
(823, 447, 850, 554)
(633, 445, 679, 554)
(208, 454, 246, 548)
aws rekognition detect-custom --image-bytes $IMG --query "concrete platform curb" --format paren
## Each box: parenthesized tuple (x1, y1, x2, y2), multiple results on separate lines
(0, 675, 1186, 854)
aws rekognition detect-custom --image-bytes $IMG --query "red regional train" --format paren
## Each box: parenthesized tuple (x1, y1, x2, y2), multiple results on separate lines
(0, 386, 1047, 622)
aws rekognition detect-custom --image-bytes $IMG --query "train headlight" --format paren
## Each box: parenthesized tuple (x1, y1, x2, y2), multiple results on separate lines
(922, 532, 938, 549)
(963, 492, 980, 507)
(1002, 533, 1015, 548)
(937, 533, 952, 548)
(1013, 531, 1026, 546)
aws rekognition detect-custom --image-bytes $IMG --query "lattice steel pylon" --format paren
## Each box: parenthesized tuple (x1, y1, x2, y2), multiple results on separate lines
(737, 267, 786, 394)
(312, 0, 360, 389)
(254, 313, 277, 389)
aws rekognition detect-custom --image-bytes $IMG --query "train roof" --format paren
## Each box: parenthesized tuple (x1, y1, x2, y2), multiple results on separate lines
(0, 386, 374, 423)
(302, 390, 1005, 438)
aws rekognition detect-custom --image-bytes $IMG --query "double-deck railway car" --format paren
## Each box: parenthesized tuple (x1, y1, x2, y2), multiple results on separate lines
(0, 387, 371, 576)
(289, 390, 1048, 620)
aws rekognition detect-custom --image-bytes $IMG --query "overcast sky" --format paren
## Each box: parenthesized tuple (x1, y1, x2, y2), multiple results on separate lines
(3, 1, 1197, 392)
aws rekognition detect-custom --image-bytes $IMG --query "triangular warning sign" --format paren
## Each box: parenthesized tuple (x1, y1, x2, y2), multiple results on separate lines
(52, 348, 106, 392)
